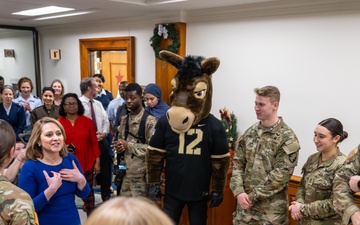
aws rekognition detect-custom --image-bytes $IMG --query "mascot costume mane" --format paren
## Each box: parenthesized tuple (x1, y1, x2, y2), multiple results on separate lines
(147, 50, 230, 225)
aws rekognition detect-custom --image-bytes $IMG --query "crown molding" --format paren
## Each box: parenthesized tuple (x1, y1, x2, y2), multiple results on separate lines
(36, 0, 360, 33)
(185, 0, 360, 22)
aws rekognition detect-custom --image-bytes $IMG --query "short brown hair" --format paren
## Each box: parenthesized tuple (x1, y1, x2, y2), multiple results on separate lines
(26, 117, 68, 160)
(17, 77, 34, 92)
(254, 85, 280, 104)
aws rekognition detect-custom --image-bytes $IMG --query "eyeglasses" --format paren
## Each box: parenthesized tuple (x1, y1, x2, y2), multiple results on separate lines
(64, 102, 78, 106)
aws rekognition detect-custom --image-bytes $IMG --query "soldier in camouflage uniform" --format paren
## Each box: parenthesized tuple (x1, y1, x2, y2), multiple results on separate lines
(289, 118, 347, 225)
(333, 145, 360, 225)
(113, 83, 157, 197)
(230, 86, 300, 225)
(0, 119, 37, 225)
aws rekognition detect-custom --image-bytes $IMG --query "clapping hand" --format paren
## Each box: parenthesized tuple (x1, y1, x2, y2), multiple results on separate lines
(23, 102, 31, 112)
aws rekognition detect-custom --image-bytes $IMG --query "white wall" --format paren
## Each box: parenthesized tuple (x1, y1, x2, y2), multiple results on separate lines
(39, 25, 155, 96)
(38, 11, 360, 175)
(0, 30, 37, 91)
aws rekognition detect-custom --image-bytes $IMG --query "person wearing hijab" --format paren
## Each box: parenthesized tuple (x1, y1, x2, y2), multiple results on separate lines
(144, 83, 169, 119)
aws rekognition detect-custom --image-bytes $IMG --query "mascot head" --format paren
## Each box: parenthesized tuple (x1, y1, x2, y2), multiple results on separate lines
(160, 50, 220, 133)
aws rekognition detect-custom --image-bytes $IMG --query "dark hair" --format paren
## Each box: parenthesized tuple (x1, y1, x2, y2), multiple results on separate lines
(0, 76, 4, 81)
(120, 81, 128, 85)
(0, 119, 16, 167)
(80, 77, 94, 95)
(93, 74, 105, 83)
(124, 83, 143, 96)
(42, 87, 55, 95)
(318, 118, 348, 143)
(17, 77, 34, 92)
(59, 93, 84, 116)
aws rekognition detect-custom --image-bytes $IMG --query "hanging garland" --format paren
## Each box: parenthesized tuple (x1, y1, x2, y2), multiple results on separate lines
(150, 23, 180, 59)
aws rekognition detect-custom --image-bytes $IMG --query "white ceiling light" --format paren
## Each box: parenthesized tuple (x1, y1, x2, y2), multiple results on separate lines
(32, 10, 95, 20)
(110, 0, 187, 6)
(12, 6, 74, 16)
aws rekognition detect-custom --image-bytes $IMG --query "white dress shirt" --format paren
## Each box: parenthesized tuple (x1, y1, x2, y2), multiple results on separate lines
(80, 95, 110, 134)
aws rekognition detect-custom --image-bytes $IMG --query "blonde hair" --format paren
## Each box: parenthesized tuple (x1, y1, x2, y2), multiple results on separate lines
(254, 85, 280, 104)
(26, 117, 68, 160)
(84, 197, 174, 225)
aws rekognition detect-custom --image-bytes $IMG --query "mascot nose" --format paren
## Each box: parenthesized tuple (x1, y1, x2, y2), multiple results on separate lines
(167, 106, 195, 133)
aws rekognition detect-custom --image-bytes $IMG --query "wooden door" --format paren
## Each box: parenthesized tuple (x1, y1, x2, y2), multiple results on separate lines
(101, 50, 127, 96)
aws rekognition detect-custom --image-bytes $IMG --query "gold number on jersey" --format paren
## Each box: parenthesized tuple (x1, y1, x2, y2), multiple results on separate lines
(178, 128, 203, 155)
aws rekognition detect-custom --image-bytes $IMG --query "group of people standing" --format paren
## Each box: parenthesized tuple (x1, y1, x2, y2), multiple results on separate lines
(0, 74, 172, 225)
(230, 85, 360, 225)
(4, 72, 360, 225)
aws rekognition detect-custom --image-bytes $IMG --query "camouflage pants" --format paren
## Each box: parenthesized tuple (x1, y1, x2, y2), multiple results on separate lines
(120, 176, 147, 197)
(233, 206, 287, 225)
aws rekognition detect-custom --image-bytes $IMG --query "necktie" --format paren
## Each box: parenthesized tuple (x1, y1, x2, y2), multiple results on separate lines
(89, 100, 98, 131)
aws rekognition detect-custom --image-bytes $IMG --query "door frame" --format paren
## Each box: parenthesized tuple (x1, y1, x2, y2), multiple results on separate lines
(79, 36, 135, 83)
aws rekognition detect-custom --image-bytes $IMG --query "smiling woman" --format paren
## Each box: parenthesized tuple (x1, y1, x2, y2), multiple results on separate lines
(0, 85, 26, 141)
(30, 87, 60, 126)
(18, 117, 90, 225)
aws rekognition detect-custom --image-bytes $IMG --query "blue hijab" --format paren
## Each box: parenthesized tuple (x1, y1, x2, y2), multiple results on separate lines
(144, 83, 170, 119)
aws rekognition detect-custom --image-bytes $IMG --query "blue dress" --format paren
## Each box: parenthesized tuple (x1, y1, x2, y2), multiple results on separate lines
(19, 153, 90, 225)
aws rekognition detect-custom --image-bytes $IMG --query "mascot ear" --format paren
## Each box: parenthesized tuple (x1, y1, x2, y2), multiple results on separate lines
(201, 57, 220, 75)
(159, 50, 183, 69)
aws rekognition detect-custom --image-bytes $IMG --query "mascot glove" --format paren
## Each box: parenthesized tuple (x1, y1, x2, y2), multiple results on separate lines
(209, 191, 223, 208)
(147, 184, 162, 201)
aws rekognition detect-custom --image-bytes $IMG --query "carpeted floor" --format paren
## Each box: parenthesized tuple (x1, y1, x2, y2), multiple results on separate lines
(76, 184, 118, 224)
(75, 186, 104, 209)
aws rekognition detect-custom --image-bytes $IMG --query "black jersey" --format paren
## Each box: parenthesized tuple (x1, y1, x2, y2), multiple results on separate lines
(149, 113, 228, 201)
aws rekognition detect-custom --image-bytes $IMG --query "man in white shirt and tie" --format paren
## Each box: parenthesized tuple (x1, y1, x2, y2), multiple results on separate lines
(79, 77, 112, 202)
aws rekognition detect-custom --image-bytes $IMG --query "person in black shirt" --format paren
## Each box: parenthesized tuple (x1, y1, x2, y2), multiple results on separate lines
(146, 51, 230, 225)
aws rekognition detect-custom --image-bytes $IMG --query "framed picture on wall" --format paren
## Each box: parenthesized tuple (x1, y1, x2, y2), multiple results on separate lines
(4, 49, 15, 58)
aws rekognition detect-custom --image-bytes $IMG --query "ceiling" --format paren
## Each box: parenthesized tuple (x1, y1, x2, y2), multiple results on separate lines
(1, 0, 360, 30)
(0, 0, 279, 28)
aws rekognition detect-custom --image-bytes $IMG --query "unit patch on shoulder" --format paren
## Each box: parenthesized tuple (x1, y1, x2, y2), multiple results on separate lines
(347, 147, 358, 160)
(289, 152, 298, 163)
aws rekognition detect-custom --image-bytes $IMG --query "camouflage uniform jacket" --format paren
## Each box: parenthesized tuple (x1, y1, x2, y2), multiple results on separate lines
(295, 148, 346, 225)
(333, 144, 360, 225)
(230, 117, 300, 224)
(118, 108, 157, 178)
(0, 174, 37, 225)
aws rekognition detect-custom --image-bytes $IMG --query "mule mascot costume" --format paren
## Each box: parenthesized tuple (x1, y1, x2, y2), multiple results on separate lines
(147, 50, 230, 225)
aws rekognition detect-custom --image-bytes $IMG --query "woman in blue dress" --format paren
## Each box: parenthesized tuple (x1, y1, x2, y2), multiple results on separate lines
(19, 117, 90, 225)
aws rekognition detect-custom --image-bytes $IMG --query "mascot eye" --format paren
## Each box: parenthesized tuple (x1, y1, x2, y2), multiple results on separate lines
(172, 86, 176, 92)
(194, 89, 206, 99)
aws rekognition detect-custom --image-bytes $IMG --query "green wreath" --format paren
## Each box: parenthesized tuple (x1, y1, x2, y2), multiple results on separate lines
(150, 24, 180, 59)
